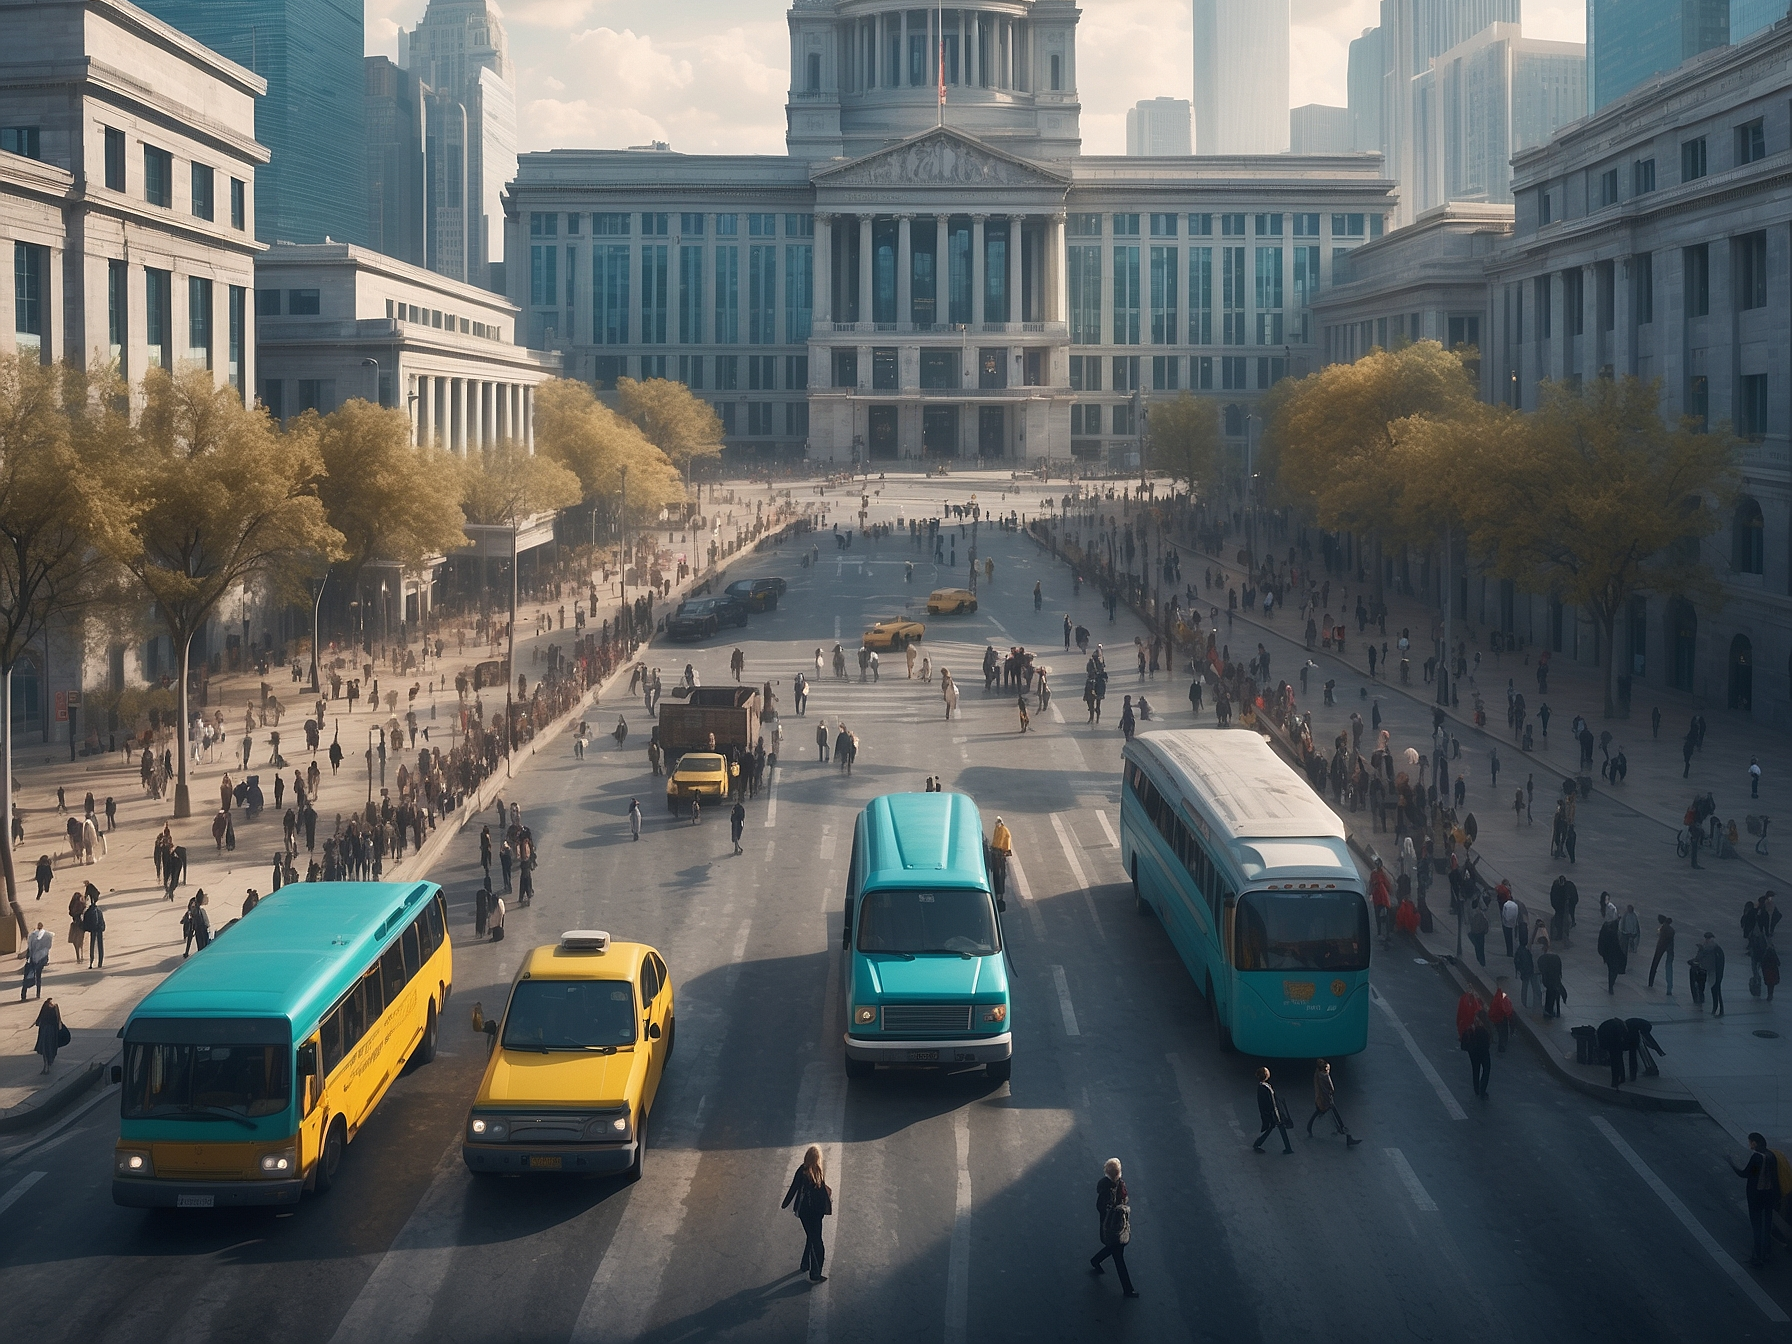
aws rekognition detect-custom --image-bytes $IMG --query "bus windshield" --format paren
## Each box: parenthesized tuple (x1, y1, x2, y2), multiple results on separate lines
(122, 1041, 292, 1121)
(857, 888, 1001, 957)
(1234, 891, 1371, 972)
(503, 979, 637, 1051)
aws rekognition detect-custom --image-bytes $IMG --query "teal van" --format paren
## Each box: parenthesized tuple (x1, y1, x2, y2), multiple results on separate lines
(840, 792, 1010, 1082)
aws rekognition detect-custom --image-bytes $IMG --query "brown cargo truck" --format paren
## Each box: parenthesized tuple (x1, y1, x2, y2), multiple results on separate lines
(657, 686, 762, 761)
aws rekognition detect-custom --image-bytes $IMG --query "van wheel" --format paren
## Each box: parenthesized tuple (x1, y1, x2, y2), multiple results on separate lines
(1206, 976, 1234, 1053)
(844, 1056, 874, 1081)
(313, 1117, 346, 1195)
(414, 1004, 438, 1066)
(986, 1057, 1012, 1085)
(626, 1110, 647, 1182)
(1131, 858, 1148, 915)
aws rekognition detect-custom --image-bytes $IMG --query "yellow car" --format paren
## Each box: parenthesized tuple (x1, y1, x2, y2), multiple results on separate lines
(862, 617, 926, 650)
(927, 587, 979, 615)
(462, 931, 673, 1180)
(665, 751, 730, 812)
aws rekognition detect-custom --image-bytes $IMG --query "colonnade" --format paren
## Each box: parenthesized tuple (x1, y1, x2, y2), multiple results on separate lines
(411, 374, 534, 453)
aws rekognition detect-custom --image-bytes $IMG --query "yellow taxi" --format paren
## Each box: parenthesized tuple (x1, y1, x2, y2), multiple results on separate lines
(462, 931, 673, 1180)
(927, 587, 979, 615)
(665, 751, 730, 812)
(861, 617, 926, 650)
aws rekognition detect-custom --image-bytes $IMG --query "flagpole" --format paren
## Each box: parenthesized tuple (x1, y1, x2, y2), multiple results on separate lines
(937, 0, 944, 127)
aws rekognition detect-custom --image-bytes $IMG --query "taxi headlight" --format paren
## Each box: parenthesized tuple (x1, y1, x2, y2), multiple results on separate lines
(982, 1004, 1007, 1024)
(259, 1148, 296, 1175)
(115, 1149, 153, 1177)
(582, 1114, 631, 1141)
(853, 1005, 878, 1026)
(469, 1116, 509, 1141)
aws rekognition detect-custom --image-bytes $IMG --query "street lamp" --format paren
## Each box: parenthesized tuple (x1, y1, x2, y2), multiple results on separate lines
(619, 465, 629, 644)
(362, 357, 380, 406)
(309, 571, 328, 694)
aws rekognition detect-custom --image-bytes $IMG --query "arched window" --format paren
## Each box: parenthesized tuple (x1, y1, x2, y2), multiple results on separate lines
(1733, 497, 1765, 574)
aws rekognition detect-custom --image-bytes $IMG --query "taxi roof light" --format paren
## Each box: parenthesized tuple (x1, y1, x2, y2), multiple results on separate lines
(561, 930, 611, 953)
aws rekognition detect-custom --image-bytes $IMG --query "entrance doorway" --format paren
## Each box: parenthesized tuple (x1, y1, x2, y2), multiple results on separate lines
(923, 405, 959, 457)
(978, 405, 1005, 456)
(1730, 633, 1753, 710)
(868, 406, 898, 460)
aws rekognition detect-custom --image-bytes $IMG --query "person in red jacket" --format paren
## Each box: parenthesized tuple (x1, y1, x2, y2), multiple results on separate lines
(1488, 979, 1517, 1053)
(1370, 859, 1393, 939)
(1395, 895, 1420, 938)
(1456, 990, 1483, 1045)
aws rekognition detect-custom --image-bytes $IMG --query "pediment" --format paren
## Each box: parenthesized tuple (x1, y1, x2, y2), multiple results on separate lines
(813, 128, 1070, 189)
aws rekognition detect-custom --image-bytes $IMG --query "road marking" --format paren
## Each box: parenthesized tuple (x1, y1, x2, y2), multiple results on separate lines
(1050, 702, 1064, 723)
(0, 1171, 45, 1217)
(1005, 855, 1047, 938)
(1384, 1148, 1438, 1211)
(765, 840, 776, 863)
(725, 921, 753, 994)
(943, 1106, 972, 1344)
(834, 614, 841, 636)
(1051, 965, 1081, 1036)
(1591, 1115, 1789, 1323)
(764, 775, 778, 827)
(1049, 812, 1107, 940)
(327, 1141, 469, 1344)
(1370, 985, 1468, 1121)
(988, 618, 1008, 636)
(1093, 809, 1118, 848)
(9, 1126, 84, 1162)
(570, 1148, 703, 1344)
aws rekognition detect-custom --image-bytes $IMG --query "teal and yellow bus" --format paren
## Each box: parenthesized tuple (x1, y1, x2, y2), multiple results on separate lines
(112, 881, 452, 1208)
(840, 792, 1011, 1083)
(1121, 730, 1370, 1056)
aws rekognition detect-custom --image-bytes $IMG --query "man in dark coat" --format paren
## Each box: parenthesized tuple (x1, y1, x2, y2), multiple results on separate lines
(1596, 1017, 1629, 1088)
(1252, 1067, 1293, 1154)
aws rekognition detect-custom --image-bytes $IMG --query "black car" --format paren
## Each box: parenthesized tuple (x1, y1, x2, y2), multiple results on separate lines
(725, 578, 784, 612)
(668, 597, 749, 640)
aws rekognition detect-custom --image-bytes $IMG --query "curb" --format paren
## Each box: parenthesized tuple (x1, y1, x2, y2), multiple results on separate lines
(0, 1050, 110, 1134)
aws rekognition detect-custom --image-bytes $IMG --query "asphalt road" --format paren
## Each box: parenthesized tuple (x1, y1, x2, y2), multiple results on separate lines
(1, 478, 1786, 1343)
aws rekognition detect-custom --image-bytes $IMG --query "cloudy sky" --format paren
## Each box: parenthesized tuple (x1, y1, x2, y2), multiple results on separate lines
(366, 0, 1587, 156)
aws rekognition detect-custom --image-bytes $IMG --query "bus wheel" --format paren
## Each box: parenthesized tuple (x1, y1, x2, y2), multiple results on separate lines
(626, 1110, 647, 1182)
(1131, 858, 1148, 916)
(1206, 976, 1234, 1053)
(313, 1117, 347, 1195)
(844, 1056, 874, 1081)
(986, 1057, 1011, 1086)
(416, 1004, 438, 1066)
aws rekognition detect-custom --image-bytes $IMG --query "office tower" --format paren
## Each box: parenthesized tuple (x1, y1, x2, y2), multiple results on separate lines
(399, 0, 517, 289)
(1730, 0, 1788, 41)
(1192, 0, 1290, 154)
(1290, 105, 1351, 153)
(366, 57, 428, 266)
(135, 0, 367, 247)
(1126, 98, 1193, 154)
(1587, 0, 1728, 111)
(1347, 26, 1387, 155)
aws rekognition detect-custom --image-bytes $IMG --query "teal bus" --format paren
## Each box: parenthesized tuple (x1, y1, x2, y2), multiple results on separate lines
(840, 792, 1011, 1083)
(112, 881, 452, 1208)
(1120, 730, 1370, 1056)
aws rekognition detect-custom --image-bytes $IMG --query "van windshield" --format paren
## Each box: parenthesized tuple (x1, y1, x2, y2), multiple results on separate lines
(1234, 891, 1371, 972)
(857, 888, 1001, 957)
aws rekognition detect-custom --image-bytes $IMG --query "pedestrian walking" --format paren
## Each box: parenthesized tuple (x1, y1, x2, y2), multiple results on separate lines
(1700, 932, 1727, 1016)
(1489, 980, 1515, 1052)
(191, 891, 211, 952)
(731, 801, 746, 855)
(1515, 938, 1538, 1008)
(83, 892, 106, 968)
(1467, 897, 1490, 967)
(1017, 693, 1030, 733)
(817, 722, 830, 762)
(34, 997, 65, 1073)
(66, 888, 86, 964)
(1598, 917, 1628, 993)
(1751, 756, 1762, 798)
(629, 798, 642, 841)
(20, 921, 51, 1000)
(1731, 1133, 1783, 1267)
(489, 893, 506, 942)
(781, 1145, 833, 1284)
(33, 853, 51, 900)
(1464, 1008, 1493, 1098)
(1252, 1067, 1294, 1154)
(1538, 938, 1565, 1018)
(1305, 1060, 1361, 1145)
(1089, 1158, 1138, 1297)
(474, 886, 490, 937)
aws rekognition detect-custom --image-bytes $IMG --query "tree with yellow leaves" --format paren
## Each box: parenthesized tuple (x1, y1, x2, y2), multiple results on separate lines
(459, 438, 583, 529)
(1147, 393, 1223, 495)
(616, 376, 722, 483)
(108, 368, 344, 817)
(1467, 377, 1737, 717)
(534, 379, 686, 532)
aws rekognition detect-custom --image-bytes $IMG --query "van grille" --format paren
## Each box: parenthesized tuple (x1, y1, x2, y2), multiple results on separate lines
(881, 1004, 972, 1033)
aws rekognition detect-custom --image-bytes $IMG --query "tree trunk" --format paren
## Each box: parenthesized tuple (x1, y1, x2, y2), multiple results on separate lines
(2, 664, 24, 940)
(1599, 609, 1619, 720)
(173, 629, 193, 817)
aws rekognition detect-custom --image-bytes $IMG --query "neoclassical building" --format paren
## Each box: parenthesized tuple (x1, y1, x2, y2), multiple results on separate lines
(503, 0, 1397, 467)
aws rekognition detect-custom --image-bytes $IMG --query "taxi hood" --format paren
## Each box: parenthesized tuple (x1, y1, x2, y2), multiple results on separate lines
(481, 1047, 639, 1109)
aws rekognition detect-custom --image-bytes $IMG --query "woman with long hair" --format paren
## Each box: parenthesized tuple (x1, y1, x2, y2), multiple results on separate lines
(781, 1144, 833, 1283)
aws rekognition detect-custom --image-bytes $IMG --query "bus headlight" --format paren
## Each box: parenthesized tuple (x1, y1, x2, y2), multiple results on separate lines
(115, 1149, 153, 1177)
(469, 1116, 509, 1141)
(982, 1004, 1007, 1024)
(853, 1005, 878, 1026)
(259, 1149, 296, 1175)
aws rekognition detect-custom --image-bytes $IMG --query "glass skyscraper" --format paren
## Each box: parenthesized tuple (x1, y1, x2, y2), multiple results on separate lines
(1731, 0, 1790, 41)
(1588, 0, 1730, 111)
(134, 0, 368, 247)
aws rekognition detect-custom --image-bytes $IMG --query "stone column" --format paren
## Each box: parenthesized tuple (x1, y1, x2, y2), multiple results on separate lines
(524, 385, 535, 451)
(1049, 213, 1067, 325)
(415, 375, 429, 445)
(512, 384, 523, 441)
(971, 215, 987, 327)
(1007, 215, 1023, 326)
(857, 214, 874, 326)
(814, 213, 834, 325)
(457, 378, 470, 454)
(897, 214, 913, 327)
(968, 10, 979, 88)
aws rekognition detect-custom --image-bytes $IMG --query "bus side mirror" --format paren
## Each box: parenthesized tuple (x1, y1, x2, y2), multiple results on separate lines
(997, 898, 1007, 913)
(110, 1064, 122, 1085)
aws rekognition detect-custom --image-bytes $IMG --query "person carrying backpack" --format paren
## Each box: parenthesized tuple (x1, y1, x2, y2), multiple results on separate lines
(1088, 1157, 1137, 1297)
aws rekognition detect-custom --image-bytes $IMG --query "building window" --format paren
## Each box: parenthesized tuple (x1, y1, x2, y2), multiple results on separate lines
(1023, 349, 1043, 386)
(1221, 247, 1245, 345)
(0, 127, 40, 159)
(1736, 232, 1768, 310)
(187, 276, 212, 368)
(230, 177, 245, 230)
(1736, 117, 1766, 166)
(807, 52, 822, 92)
(677, 354, 704, 389)
(1562, 268, 1583, 337)
(190, 163, 214, 221)
(1050, 54, 1061, 90)
(228, 284, 245, 397)
(1221, 213, 1247, 237)
(1254, 247, 1283, 344)
(1685, 244, 1710, 317)
(143, 145, 172, 207)
(1687, 375, 1709, 430)
(597, 244, 631, 343)
(1071, 405, 1100, 435)
(256, 288, 280, 316)
(566, 213, 581, 234)
(1149, 213, 1178, 238)
(785, 214, 814, 237)
(748, 245, 777, 343)
(1188, 246, 1212, 345)
(716, 401, 736, 435)
(13, 242, 46, 357)
(641, 354, 667, 379)
(1112, 403, 1135, 437)
(144, 267, 171, 368)
(1221, 355, 1247, 390)
(715, 354, 739, 390)
(592, 356, 624, 390)
(1112, 214, 1140, 238)
(748, 213, 776, 237)
(1067, 244, 1101, 344)
(746, 402, 774, 435)
(288, 288, 320, 316)
(1068, 213, 1102, 238)
(920, 349, 958, 389)
(1149, 246, 1178, 344)
(593, 213, 630, 235)
(1738, 378, 1770, 444)
(749, 354, 778, 390)
(977, 347, 1006, 389)
(261, 379, 283, 421)
(104, 127, 125, 190)
(786, 401, 809, 437)
(1681, 136, 1707, 182)
(1447, 314, 1480, 352)
(1634, 251, 1653, 325)
(1111, 355, 1139, 392)
(107, 258, 126, 368)
(530, 244, 558, 307)
(711, 245, 737, 344)
(1068, 354, 1099, 392)
(678, 244, 704, 343)
(1189, 213, 1213, 237)
(680, 212, 705, 235)
(641, 213, 669, 237)
(641, 244, 668, 343)
(1599, 167, 1619, 208)
(1112, 245, 1140, 344)
(785, 354, 808, 389)
(1254, 213, 1282, 238)
(1329, 213, 1364, 238)
(1151, 355, 1180, 391)
(1734, 496, 1766, 569)
(786, 243, 813, 339)
(1192, 355, 1213, 389)
(1291, 214, 1319, 238)
(1535, 275, 1552, 340)
(831, 348, 857, 387)
(1633, 158, 1656, 195)
(1537, 188, 1552, 226)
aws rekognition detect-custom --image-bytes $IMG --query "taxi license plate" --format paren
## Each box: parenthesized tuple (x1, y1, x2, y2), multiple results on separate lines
(177, 1194, 215, 1208)
(907, 1049, 940, 1062)
(529, 1155, 562, 1170)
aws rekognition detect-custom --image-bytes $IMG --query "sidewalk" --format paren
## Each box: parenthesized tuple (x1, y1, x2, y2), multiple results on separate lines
(0, 493, 808, 1126)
